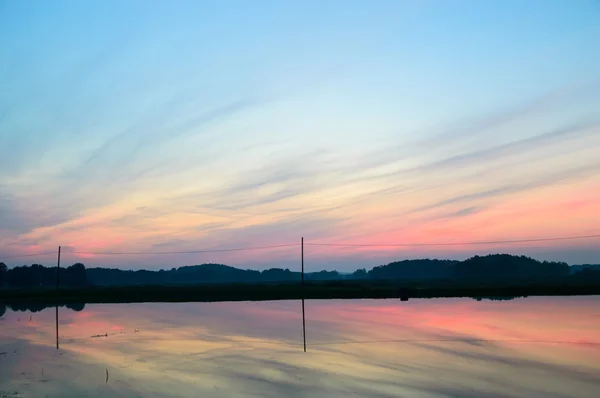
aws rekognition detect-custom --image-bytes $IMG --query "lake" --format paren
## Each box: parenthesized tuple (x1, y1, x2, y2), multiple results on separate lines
(1, 296, 599, 397)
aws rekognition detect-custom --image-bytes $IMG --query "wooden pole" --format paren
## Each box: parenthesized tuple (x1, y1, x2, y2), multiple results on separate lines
(301, 237, 304, 285)
(56, 246, 61, 289)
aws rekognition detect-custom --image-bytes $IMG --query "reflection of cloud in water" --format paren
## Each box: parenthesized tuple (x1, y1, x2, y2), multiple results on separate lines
(0, 296, 599, 397)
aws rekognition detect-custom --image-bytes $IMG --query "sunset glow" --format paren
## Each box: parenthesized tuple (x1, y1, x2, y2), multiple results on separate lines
(1, 1, 600, 270)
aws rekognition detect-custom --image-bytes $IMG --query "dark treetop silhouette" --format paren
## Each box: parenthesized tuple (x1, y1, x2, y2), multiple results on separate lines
(0, 254, 597, 289)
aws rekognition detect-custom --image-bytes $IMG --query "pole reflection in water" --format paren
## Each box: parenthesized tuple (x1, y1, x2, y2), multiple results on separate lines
(55, 305, 59, 350)
(302, 298, 306, 352)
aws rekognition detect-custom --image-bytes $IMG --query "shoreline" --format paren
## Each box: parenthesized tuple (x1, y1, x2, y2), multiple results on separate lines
(2, 280, 600, 306)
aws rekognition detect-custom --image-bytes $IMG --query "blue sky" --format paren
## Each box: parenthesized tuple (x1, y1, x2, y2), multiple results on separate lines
(1, 0, 599, 270)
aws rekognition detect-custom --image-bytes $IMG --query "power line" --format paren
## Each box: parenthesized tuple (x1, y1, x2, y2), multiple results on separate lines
(305, 234, 600, 248)
(62, 243, 300, 256)
(0, 251, 57, 261)
(2, 233, 599, 259)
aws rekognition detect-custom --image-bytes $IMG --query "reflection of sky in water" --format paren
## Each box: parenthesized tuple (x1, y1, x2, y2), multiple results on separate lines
(1, 297, 599, 397)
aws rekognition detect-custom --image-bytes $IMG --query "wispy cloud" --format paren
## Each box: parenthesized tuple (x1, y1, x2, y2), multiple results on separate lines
(2, 1, 600, 266)
(404, 118, 599, 176)
(413, 162, 600, 214)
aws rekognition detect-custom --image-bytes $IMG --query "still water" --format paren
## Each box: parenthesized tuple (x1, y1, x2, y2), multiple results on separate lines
(1, 296, 599, 398)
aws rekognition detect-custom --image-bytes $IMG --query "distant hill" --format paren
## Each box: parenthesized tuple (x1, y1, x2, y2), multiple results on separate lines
(570, 264, 600, 274)
(0, 254, 576, 289)
(368, 259, 458, 280)
(84, 264, 341, 286)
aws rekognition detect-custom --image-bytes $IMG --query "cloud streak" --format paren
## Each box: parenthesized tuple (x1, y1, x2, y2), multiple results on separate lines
(2, 1, 600, 267)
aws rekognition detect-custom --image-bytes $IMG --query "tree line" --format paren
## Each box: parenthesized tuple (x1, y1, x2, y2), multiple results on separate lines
(1, 254, 594, 289)
(0, 302, 86, 317)
(365, 254, 571, 280)
(0, 262, 88, 288)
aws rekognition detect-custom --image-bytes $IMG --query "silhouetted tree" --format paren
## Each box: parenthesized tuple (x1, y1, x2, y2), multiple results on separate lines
(66, 302, 86, 312)
(261, 268, 298, 282)
(352, 268, 368, 279)
(454, 254, 569, 279)
(0, 262, 7, 287)
(0, 303, 85, 313)
(369, 259, 458, 280)
(571, 264, 600, 274)
(306, 270, 340, 281)
(9, 302, 48, 312)
(4, 263, 88, 288)
(472, 296, 526, 301)
(61, 263, 88, 287)
(7, 265, 37, 287)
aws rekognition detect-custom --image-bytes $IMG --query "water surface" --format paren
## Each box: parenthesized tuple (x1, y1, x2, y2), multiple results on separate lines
(1, 296, 599, 397)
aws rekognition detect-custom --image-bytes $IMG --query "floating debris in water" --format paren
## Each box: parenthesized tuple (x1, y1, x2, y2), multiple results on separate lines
(106, 368, 109, 384)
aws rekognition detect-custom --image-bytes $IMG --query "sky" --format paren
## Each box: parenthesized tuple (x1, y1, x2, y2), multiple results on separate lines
(1, 0, 600, 271)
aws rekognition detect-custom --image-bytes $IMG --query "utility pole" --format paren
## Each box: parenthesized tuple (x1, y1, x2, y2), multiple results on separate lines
(56, 246, 61, 289)
(301, 237, 304, 285)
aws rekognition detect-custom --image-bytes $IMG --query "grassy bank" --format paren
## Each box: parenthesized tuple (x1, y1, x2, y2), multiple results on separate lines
(2, 279, 600, 305)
